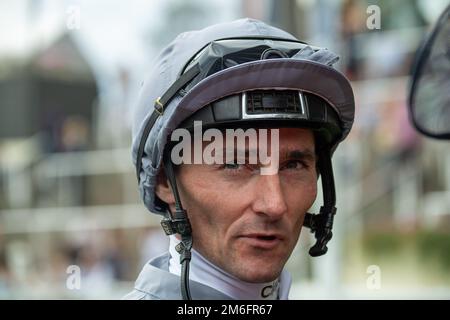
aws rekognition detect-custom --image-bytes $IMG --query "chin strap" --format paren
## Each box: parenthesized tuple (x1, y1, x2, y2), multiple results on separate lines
(302, 145, 337, 257)
(160, 155, 193, 300)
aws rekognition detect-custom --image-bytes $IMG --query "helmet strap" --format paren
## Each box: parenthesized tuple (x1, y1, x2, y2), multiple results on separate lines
(303, 144, 337, 256)
(160, 154, 193, 300)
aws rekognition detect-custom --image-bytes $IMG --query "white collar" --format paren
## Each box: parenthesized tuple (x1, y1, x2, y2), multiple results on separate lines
(168, 235, 291, 300)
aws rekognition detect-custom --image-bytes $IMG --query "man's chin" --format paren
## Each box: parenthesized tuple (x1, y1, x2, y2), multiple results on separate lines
(227, 249, 289, 283)
(231, 263, 283, 283)
(237, 272, 281, 283)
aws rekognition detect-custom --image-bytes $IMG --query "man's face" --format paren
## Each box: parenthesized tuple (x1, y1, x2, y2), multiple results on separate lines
(158, 128, 317, 283)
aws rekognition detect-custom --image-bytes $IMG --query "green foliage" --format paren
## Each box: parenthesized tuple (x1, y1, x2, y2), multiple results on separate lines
(362, 230, 403, 258)
(416, 231, 450, 271)
(362, 229, 450, 273)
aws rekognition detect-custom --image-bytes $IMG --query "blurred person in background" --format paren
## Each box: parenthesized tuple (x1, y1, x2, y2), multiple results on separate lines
(139, 228, 169, 269)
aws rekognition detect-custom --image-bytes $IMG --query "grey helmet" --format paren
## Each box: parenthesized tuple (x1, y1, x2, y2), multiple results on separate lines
(131, 18, 355, 299)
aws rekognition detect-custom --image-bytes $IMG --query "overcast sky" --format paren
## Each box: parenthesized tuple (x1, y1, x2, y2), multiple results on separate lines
(0, 0, 239, 77)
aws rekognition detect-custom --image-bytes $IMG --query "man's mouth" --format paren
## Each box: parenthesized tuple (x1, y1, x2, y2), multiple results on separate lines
(239, 233, 283, 249)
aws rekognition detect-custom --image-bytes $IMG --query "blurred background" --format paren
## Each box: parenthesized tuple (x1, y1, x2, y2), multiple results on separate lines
(0, 0, 449, 299)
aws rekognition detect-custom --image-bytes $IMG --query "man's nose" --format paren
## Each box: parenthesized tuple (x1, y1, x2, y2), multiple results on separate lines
(251, 174, 288, 220)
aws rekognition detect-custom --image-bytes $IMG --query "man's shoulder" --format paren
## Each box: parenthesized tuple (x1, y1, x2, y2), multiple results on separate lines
(122, 251, 234, 300)
(122, 252, 179, 300)
(122, 288, 160, 300)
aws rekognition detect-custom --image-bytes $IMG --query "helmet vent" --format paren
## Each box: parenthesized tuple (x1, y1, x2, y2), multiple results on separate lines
(246, 90, 304, 115)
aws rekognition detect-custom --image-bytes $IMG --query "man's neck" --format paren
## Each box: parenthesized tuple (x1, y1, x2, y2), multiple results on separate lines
(168, 235, 291, 300)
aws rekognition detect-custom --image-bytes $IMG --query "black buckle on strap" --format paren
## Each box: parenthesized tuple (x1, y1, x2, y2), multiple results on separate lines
(304, 206, 336, 257)
(160, 217, 192, 236)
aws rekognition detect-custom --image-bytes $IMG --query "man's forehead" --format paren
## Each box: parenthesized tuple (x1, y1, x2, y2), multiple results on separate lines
(174, 126, 317, 166)
(195, 127, 315, 148)
(222, 146, 317, 161)
(208, 137, 315, 158)
(230, 128, 314, 147)
(277, 128, 315, 146)
(196, 127, 314, 140)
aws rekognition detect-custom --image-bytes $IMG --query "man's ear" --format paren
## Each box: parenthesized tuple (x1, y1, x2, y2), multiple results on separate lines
(155, 168, 175, 206)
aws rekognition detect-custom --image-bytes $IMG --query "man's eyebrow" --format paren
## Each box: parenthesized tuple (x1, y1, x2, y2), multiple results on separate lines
(220, 147, 316, 161)
(284, 149, 316, 161)
(221, 148, 258, 157)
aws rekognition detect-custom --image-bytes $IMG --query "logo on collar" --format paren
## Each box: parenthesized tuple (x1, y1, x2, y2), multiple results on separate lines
(261, 285, 273, 298)
(261, 280, 279, 298)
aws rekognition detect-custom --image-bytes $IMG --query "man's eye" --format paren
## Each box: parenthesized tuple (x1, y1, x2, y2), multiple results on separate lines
(282, 160, 308, 170)
(224, 163, 241, 170)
